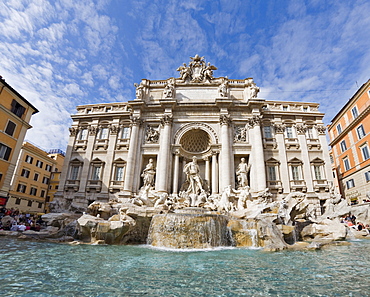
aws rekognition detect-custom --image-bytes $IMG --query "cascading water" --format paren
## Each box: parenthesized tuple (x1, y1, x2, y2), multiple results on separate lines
(147, 208, 233, 249)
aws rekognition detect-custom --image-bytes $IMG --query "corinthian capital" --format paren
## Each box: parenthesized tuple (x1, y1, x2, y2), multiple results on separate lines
(273, 124, 285, 133)
(130, 116, 143, 126)
(316, 125, 326, 135)
(219, 114, 231, 126)
(161, 114, 173, 125)
(247, 115, 261, 127)
(295, 124, 307, 134)
(69, 127, 78, 136)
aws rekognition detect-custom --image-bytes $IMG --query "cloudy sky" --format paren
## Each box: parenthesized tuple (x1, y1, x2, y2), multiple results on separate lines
(1, 0, 369, 151)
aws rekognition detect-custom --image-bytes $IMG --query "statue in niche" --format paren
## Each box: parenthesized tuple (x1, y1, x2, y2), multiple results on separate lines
(202, 62, 217, 81)
(134, 82, 144, 99)
(183, 156, 204, 195)
(218, 77, 228, 97)
(145, 125, 160, 143)
(177, 63, 191, 82)
(236, 158, 251, 188)
(141, 159, 156, 188)
(249, 79, 260, 98)
(163, 79, 175, 98)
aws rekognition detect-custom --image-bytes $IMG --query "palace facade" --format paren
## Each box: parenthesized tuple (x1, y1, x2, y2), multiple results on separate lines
(54, 56, 333, 211)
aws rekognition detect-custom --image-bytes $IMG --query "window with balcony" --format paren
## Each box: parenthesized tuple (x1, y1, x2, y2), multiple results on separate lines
(285, 126, 294, 138)
(357, 125, 366, 139)
(98, 127, 109, 139)
(78, 128, 88, 140)
(0, 143, 12, 161)
(4, 121, 16, 136)
(340, 140, 347, 152)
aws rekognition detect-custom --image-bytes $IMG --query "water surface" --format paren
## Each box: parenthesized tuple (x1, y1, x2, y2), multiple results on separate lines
(1, 238, 369, 296)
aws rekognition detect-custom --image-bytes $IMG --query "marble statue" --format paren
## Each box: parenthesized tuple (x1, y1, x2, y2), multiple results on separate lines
(218, 78, 228, 97)
(235, 186, 251, 210)
(249, 79, 260, 98)
(134, 82, 144, 99)
(183, 156, 203, 195)
(236, 158, 251, 187)
(141, 159, 156, 188)
(163, 79, 175, 98)
(218, 185, 235, 212)
(177, 55, 217, 83)
(203, 62, 217, 81)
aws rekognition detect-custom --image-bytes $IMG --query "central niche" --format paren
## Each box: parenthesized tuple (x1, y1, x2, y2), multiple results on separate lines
(180, 129, 210, 153)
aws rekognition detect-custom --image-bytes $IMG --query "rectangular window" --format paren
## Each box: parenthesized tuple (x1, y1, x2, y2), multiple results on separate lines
(45, 164, 52, 172)
(25, 155, 33, 164)
(357, 125, 366, 139)
(99, 128, 109, 139)
(38, 203, 43, 209)
(40, 190, 45, 198)
(17, 184, 26, 193)
(291, 166, 300, 180)
(10, 99, 26, 118)
(343, 157, 350, 171)
(263, 126, 272, 138)
(365, 171, 370, 182)
(314, 165, 322, 180)
(346, 179, 355, 189)
(268, 166, 276, 181)
(351, 106, 359, 119)
(70, 166, 79, 180)
(92, 166, 101, 180)
(5, 121, 16, 136)
(306, 128, 314, 139)
(337, 124, 342, 134)
(42, 177, 50, 184)
(0, 173, 2, 181)
(33, 173, 39, 181)
(55, 185, 58, 189)
(361, 145, 370, 161)
(15, 198, 21, 205)
(115, 167, 124, 181)
(30, 187, 37, 196)
(79, 129, 88, 140)
(340, 140, 347, 152)
(286, 126, 294, 138)
(121, 127, 130, 139)
(21, 169, 30, 178)
(330, 155, 334, 164)
(27, 200, 32, 207)
(0, 143, 12, 161)
(36, 160, 43, 168)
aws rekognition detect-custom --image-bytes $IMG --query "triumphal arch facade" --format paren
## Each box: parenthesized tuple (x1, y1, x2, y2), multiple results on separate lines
(54, 55, 333, 210)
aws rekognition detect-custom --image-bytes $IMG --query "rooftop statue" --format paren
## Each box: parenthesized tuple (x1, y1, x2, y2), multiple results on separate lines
(177, 55, 217, 83)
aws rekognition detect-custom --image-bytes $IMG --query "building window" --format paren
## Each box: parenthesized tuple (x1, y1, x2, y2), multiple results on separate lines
(336, 124, 342, 134)
(0, 173, 2, 181)
(306, 127, 314, 139)
(38, 203, 43, 209)
(360, 144, 370, 161)
(340, 140, 347, 152)
(365, 171, 370, 182)
(36, 160, 43, 168)
(40, 190, 45, 198)
(15, 198, 21, 205)
(78, 129, 88, 140)
(30, 187, 37, 196)
(346, 179, 355, 189)
(33, 173, 39, 181)
(283, 106, 288, 111)
(330, 155, 334, 164)
(91, 165, 101, 180)
(4, 121, 16, 136)
(42, 177, 50, 184)
(268, 166, 277, 181)
(357, 125, 366, 139)
(45, 164, 52, 172)
(0, 143, 12, 161)
(27, 200, 32, 207)
(343, 157, 350, 171)
(115, 166, 125, 181)
(98, 127, 109, 139)
(286, 126, 294, 138)
(10, 99, 26, 118)
(21, 169, 30, 178)
(121, 127, 130, 139)
(263, 126, 272, 139)
(17, 184, 27, 193)
(313, 165, 322, 180)
(291, 166, 300, 180)
(70, 165, 80, 180)
(55, 185, 58, 189)
(351, 106, 359, 119)
(25, 155, 33, 164)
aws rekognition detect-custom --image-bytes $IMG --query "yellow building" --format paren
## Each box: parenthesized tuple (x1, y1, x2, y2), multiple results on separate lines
(7, 142, 59, 213)
(45, 149, 65, 212)
(0, 76, 38, 206)
(328, 79, 370, 204)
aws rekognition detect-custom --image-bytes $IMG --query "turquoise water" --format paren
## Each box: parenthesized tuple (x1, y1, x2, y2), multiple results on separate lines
(1, 238, 370, 297)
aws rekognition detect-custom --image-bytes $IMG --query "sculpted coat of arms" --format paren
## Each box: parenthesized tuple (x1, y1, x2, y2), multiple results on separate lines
(177, 54, 217, 83)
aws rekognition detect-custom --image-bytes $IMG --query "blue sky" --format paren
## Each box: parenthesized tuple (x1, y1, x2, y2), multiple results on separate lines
(1, 0, 369, 151)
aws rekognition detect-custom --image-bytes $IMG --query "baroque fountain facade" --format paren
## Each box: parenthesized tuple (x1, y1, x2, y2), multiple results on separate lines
(46, 55, 364, 250)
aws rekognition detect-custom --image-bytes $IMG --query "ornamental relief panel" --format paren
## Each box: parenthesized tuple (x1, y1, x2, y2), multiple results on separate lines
(145, 125, 160, 143)
(234, 126, 248, 143)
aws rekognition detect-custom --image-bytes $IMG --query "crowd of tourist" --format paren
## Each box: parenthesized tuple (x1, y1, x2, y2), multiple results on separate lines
(340, 214, 370, 234)
(0, 207, 44, 232)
